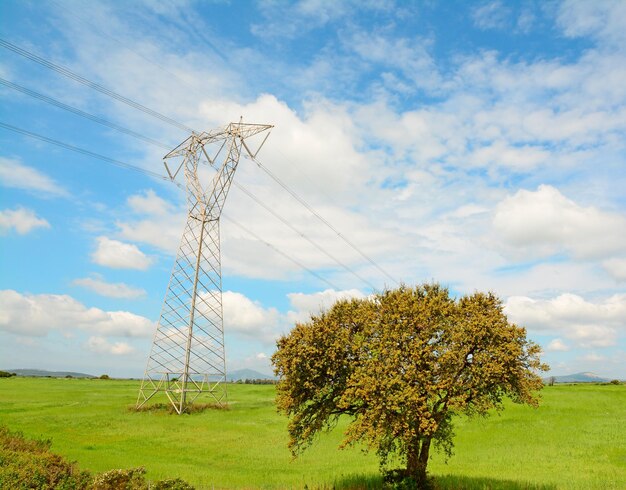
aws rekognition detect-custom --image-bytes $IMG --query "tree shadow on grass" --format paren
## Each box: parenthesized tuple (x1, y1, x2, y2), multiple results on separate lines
(432, 474, 557, 490)
(318, 473, 557, 490)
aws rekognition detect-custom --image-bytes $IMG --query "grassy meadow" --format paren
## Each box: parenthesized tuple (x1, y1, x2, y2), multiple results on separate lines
(0, 377, 624, 489)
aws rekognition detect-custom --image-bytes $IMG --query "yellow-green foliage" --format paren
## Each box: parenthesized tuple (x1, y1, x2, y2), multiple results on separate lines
(0, 426, 195, 489)
(273, 284, 547, 483)
(0, 426, 92, 489)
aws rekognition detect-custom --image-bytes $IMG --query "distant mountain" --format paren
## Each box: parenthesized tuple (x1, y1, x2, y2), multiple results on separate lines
(7, 368, 95, 378)
(226, 368, 277, 381)
(545, 372, 612, 383)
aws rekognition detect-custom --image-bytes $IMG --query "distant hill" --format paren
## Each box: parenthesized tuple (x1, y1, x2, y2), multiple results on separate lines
(545, 372, 612, 383)
(3, 368, 273, 381)
(7, 368, 95, 378)
(226, 368, 277, 381)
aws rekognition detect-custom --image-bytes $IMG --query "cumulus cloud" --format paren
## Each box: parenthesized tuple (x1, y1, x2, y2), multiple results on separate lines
(91, 236, 152, 270)
(86, 336, 135, 355)
(557, 0, 626, 46)
(493, 185, 626, 260)
(0, 157, 67, 197)
(250, 0, 392, 39)
(0, 289, 154, 337)
(546, 338, 570, 352)
(201, 288, 367, 344)
(221, 290, 281, 343)
(287, 288, 366, 322)
(0, 207, 50, 235)
(3, 1, 626, 375)
(505, 293, 626, 348)
(472, 1, 510, 30)
(73, 275, 146, 299)
(222, 291, 279, 331)
(348, 31, 440, 91)
(603, 258, 626, 282)
(117, 190, 184, 253)
(468, 141, 549, 170)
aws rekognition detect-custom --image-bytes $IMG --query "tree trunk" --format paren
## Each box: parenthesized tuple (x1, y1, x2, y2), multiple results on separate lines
(406, 438, 431, 487)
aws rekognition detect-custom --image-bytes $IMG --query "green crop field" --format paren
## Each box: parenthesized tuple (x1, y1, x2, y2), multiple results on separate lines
(0, 377, 624, 489)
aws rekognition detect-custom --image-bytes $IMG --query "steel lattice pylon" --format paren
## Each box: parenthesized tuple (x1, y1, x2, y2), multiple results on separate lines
(137, 121, 272, 414)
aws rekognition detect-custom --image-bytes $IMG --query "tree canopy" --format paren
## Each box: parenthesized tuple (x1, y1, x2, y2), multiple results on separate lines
(272, 284, 547, 484)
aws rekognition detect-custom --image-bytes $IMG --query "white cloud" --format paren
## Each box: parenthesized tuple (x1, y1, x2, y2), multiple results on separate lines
(205, 288, 368, 344)
(0, 157, 67, 196)
(0, 289, 154, 338)
(505, 293, 626, 348)
(91, 236, 152, 270)
(3, 0, 625, 376)
(73, 275, 146, 299)
(472, 1, 510, 30)
(468, 141, 549, 170)
(221, 290, 281, 343)
(127, 189, 176, 216)
(251, 0, 392, 39)
(579, 352, 607, 363)
(0, 207, 50, 235)
(117, 190, 184, 253)
(546, 338, 570, 352)
(493, 185, 626, 260)
(557, 0, 626, 46)
(86, 336, 135, 355)
(603, 258, 626, 282)
(516, 9, 534, 33)
(347, 31, 440, 91)
(287, 288, 366, 322)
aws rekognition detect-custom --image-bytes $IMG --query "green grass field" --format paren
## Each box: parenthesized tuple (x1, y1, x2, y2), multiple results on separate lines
(0, 378, 624, 489)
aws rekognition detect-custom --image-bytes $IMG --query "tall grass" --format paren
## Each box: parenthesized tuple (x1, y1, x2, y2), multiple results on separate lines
(0, 378, 623, 489)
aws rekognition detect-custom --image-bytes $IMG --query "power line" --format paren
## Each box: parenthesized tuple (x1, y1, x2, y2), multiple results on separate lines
(0, 38, 194, 133)
(231, 181, 379, 290)
(49, 0, 199, 89)
(247, 154, 400, 286)
(0, 77, 380, 289)
(222, 214, 341, 291)
(0, 122, 343, 290)
(0, 77, 170, 150)
(1, 36, 398, 287)
(0, 122, 171, 182)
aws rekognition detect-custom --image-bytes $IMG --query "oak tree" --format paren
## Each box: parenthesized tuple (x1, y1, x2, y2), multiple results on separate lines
(272, 284, 547, 485)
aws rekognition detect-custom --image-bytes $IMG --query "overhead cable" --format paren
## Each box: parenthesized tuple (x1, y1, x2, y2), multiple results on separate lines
(0, 38, 194, 133)
(0, 77, 170, 150)
(0, 79, 378, 289)
(0, 122, 342, 290)
(0, 36, 398, 287)
(231, 181, 378, 290)
(0, 122, 172, 182)
(222, 214, 341, 291)
(247, 155, 400, 286)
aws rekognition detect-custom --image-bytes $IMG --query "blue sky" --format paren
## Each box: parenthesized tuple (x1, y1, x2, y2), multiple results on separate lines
(0, 0, 625, 379)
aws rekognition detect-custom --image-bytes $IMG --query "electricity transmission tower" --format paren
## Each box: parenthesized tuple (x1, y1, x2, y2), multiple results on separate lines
(137, 121, 272, 414)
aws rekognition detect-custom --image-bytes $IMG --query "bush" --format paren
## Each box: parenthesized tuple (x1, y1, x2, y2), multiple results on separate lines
(92, 468, 147, 489)
(0, 427, 195, 489)
(0, 426, 92, 489)
(610, 379, 621, 385)
(0, 370, 16, 378)
(153, 478, 196, 490)
(99, 374, 110, 380)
